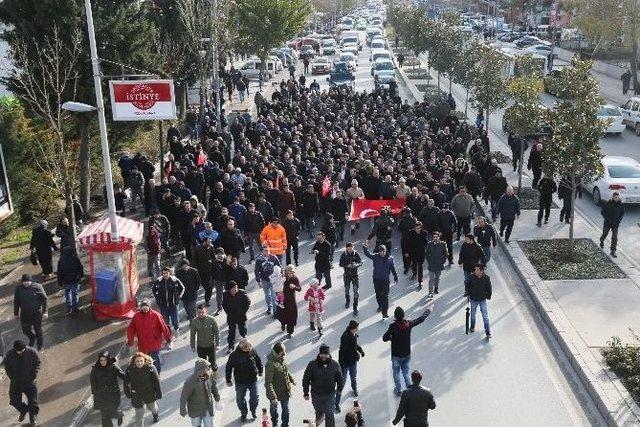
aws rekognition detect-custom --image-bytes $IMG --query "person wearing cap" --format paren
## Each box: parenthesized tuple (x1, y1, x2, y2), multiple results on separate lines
(600, 192, 625, 258)
(127, 299, 172, 373)
(151, 267, 185, 332)
(4, 340, 41, 426)
(302, 344, 344, 426)
(337, 321, 365, 407)
(222, 281, 251, 352)
(179, 358, 220, 426)
(260, 219, 287, 264)
(90, 350, 126, 427)
(304, 279, 326, 336)
(435, 203, 456, 266)
(225, 338, 263, 422)
(464, 264, 493, 338)
(29, 220, 57, 278)
(392, 370, 436, 427)
(264, 342, 295, 427)
(363, 241, 398, 319)
(383, 306, 431, 396)
(13, 274, 48, 351)
(176, 259, 201, 321)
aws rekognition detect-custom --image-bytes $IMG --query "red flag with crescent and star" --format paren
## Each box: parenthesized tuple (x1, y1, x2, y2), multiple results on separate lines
(348, 198, 406, 221)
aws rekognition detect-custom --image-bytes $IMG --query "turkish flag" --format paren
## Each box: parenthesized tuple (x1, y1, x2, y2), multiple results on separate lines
(321, 176, 331, 197)
(348, 198, 406, 221)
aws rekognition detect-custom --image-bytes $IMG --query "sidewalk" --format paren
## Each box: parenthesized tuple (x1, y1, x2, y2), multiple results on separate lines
(395, 50, 640, 425)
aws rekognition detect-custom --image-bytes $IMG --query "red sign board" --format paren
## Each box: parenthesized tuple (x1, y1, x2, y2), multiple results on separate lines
(109, 80, 176, 121)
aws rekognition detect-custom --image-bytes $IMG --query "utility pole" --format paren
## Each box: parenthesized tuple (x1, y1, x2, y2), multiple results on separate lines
(211, 0, 222, 132)
(84, 0, 126, 304)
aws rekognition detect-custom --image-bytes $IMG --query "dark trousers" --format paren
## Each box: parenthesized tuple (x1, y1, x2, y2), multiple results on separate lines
(344, 275, 359, 310)
(36, 249, 53, 275)
(532, 168, 542, 189)
(537, 198, 552, 223)
(442, 233, 454, 262)
(286, 239, 299, 265)
(601, 224, 619, 252)
(227, 318, 247, 347)
(401, 237, 410, 272)
(500, 218, 515, 241)
(200, 272, 212, 305)
(336, 220, 345, 242)
(311, 392, 336, 427)
(316, 268, 331, 288)
(20, 313, 43, 350)
(214, 279, 225, 311)
(100, 407, 122, 427)
(411, 260, 424, 283)
(456, 216, 471, 239)
(560, 198, 572, 222)
(373, 279, 390, 316)
(197, 346, 217, 370)
(9, 382, 38, 421)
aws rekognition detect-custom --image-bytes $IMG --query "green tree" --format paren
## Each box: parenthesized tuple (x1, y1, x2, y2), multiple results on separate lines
(543, 58, 608, 250)
(235, 0, 312, 67)
(452, 39, 483, 118)
(564, 0, 621, 55)
(469, 44, 508, 149)
(506, 55, 545, 193)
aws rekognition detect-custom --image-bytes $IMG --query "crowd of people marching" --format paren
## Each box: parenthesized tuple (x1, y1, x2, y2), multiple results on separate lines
(8, 51, 626, 427)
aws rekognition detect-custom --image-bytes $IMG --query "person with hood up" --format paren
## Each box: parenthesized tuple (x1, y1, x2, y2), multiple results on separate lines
(57, 246, 84, 315)
(30, 220, 58, 278)
(225, 338, 263, 422)
(126, 299, 172, 373)
(363, 242, 398, 319)
(264, 342, 295, 427)
(304, 279, 326, 336)
(180, 358, 221, 427)
(90, 351, 126, 427)
(302, 344, 344, 427)
(4, 340, 41, 426)
(151, 266, 185, 333)
(124, 352, 162, 426)
(383, 306, 431, 396)
(336, 320, 365, 407)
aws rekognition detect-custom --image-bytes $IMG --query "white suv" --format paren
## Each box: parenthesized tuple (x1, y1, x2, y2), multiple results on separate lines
(620, 97, 640, 135)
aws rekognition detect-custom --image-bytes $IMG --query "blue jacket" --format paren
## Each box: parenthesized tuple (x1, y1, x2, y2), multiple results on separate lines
(497, 194, 521, 220)
(363, 247, 398, 282)
(228, 203, 247, 230)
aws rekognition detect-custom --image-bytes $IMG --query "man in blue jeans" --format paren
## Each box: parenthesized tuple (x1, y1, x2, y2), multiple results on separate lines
(225, 338, 263, 422)
(151, 267, 185, 334)
(255, 245, 281, 315)
(383, 306, 431, 396)
(464, 264, 493, 338)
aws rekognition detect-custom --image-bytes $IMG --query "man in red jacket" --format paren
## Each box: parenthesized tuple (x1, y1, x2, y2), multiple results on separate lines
(127, 299, 172, 373)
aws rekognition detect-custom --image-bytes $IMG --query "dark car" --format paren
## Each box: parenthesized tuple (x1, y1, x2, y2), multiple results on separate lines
(328, 62, 355, 87)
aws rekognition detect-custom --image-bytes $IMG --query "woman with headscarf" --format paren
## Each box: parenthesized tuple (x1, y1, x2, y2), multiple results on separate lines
(30, 220, 58, 278)
(124, 352, 162, 426)
(90, 351, 126, 427)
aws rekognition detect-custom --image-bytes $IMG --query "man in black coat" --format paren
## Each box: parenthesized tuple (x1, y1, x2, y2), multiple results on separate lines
(336, 321, 365, 407)
(151, 267, 185, 333)
(282, 209, 301, 266)
(30, 220, 58, 277)
(13, 274, 48, 351)
(406, 222, 429, 289)
(464, 264, 493, 338)
(418, 199, 439, 236)
(222, 281, 251, 352)
(4, 340, 41, 426)
(339, 242, 363, 315)
(302, 344, 344, 426)
(392, 370, 436, 427)
(537, 176, 557, 226)
(225, 338, 263, 422)
(175, 259, 201, 321)
(457, 234, 486, 283)
(435, 203, 456, 265)
(217, 218, 245, 259)
(600, 192, 625, 257)
(486, 170, 508, 222)
(527, 143, 543, 189)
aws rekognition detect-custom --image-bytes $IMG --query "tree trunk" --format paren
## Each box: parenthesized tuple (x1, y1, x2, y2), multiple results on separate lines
(517, 137, 524, 194)
(569, 172, 577, 252)
(464, 88, 469, 118)
(448, 73, 452, 93)
(178, 82, 187, 120)
(632, 41, 639, 91)
(485, 109, 491, 151)
(65, 181, 77, 248)
(437, 71, 440, 91)
(77, 114, 91, 216)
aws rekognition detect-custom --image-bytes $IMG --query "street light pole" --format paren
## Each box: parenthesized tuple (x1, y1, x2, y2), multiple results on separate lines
(211, 0, 222, 133)
(84, 0, 126, 304)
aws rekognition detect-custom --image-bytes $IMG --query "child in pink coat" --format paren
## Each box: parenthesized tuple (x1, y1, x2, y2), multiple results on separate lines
(304, 279, 326, 336)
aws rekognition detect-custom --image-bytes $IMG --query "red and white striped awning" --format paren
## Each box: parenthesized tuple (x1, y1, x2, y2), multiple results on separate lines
(77, 216, 144, 247)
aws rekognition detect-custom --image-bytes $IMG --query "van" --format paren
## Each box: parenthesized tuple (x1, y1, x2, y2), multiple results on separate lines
(239, 58, 279, 80)
(620, 97, 640, 135)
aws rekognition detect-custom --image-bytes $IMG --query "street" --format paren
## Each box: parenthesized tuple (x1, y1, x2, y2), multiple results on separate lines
(81, 35, 607, 427)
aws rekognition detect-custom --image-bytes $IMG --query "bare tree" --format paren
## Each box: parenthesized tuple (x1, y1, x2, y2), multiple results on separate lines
(10, 26, 82, 241)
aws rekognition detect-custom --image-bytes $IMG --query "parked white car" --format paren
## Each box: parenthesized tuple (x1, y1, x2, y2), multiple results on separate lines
(584, 156, 640, 205)
(339, 52, 358, 71)
(371, 58, 394, 77)
(619, 96, 640, 135)
(519, 44, 553, 55)
(597, 105, 626, 135)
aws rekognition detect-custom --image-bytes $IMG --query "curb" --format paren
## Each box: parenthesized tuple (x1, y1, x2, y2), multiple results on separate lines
(476, 203, 640, 426)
